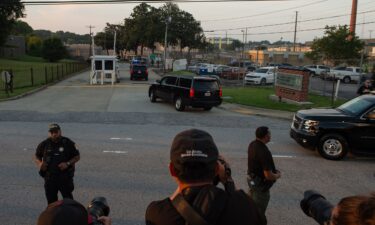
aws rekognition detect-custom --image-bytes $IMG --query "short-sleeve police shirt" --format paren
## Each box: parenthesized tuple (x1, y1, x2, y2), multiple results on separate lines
(248, 140, 276, 179)
(35, 137, 79, 173)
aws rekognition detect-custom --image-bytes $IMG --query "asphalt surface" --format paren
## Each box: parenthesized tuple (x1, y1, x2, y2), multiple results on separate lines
(0, 63, 374, 225)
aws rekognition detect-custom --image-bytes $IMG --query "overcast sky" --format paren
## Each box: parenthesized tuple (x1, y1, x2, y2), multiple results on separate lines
(22, 0, 375, 43)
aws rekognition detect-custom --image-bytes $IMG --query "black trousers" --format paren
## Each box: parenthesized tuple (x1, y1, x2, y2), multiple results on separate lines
(44, 173, 74, 204)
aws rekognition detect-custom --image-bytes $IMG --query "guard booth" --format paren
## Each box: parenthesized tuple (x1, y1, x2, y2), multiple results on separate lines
(90, 55, 119, 85)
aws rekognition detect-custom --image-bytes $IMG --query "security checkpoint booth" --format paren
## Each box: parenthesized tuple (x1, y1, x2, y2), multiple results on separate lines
(89, 55, 119, 85)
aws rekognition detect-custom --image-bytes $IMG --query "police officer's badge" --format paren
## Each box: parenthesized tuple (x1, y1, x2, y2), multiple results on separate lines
(59, 147, 64, 152)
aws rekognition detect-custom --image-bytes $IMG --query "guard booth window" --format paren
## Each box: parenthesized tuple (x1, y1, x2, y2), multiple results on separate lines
(105, 60, 113, 70)
(95, 61, 102, 70)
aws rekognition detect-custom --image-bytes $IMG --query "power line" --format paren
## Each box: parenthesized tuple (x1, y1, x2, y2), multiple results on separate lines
(206, 20, 375, 36)
(206, 9, 375, 32)
(200, 0, 328, 22)
(18, 0, 289, 5)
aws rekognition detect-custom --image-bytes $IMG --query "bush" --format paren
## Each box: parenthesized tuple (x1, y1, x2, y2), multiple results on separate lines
(42, 37, 67, 62)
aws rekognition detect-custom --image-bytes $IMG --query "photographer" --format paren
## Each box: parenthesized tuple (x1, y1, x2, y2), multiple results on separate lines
(301, 190, 375, 225)
(145, 129, 263, 225)
(37, 199, 111, 225)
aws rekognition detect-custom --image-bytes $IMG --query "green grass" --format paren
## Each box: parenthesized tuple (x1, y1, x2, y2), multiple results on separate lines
(168, 70, 195, 76)
(223, 87, 347, 112)
(0, 56, 88, 99)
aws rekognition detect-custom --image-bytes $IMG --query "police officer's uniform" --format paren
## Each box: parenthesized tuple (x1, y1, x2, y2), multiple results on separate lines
(36, 129, 80, 204)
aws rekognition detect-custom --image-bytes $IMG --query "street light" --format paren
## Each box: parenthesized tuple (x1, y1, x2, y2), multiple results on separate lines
(164, 16, 171, 73)
(241, 30, 245, 61)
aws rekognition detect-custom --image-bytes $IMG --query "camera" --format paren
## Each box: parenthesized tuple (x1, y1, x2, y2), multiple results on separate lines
(300, 190, 334, 225)
(87, 197, 110, 225)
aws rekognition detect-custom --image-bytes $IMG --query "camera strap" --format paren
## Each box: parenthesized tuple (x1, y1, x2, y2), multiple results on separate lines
(171, 194, 211, 225)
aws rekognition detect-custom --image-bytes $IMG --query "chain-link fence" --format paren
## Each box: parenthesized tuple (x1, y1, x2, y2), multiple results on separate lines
(0, 62, 88, 98)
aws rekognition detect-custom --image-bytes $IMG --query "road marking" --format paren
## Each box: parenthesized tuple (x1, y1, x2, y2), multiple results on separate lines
(273, 155, 296, 158)
(110, 137, 133, 141)
(103, 150, 128, 154)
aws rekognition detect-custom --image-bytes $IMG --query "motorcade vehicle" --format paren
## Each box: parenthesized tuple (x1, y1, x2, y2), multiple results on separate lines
(130, 64, 148, 80)
(304, 65, 330, 76)
(290, 94, 375, 160)
(148, 75, 222, 111)
(243, 67, 276, 85)
(327, 66, 364, 83)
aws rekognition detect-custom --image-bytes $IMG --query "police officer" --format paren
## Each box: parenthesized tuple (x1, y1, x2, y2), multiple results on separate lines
(247, 126, 281, 225)
(34, 124, 80, 205)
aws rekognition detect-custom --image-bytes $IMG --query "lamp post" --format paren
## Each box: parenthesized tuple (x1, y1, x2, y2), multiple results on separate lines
(241, 30, 245, 61)
(164, 16, 171, 73)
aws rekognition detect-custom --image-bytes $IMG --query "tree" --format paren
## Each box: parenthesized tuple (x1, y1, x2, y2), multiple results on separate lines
(11, 20, 33, 36)
(42, 37, 67, 62)
(306, 25, 364, 66)
(27, 35, 43, 56)
(0, 0, 25, 46)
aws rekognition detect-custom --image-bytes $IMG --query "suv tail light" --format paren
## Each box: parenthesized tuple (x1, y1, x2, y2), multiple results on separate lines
(189, 88, 195, 98)
(219, 87, 222, 97)
(145, 69, 148, 75)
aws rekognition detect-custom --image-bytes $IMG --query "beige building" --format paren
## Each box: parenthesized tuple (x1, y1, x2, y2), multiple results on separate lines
(247, 50, 314, 66)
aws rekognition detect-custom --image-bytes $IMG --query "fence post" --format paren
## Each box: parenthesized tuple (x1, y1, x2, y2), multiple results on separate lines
(56, 65, 59, 80)
(61, 64, 64, 77)
(30, 67, 34, 86)
(45, 67, 48, 84)
(66, 63, 68, 76)
(51, 66, 54, 81)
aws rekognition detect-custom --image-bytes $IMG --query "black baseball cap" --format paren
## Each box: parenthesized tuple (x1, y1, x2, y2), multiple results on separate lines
(170, 129, 219, 169)
(37, 199, 88, 225)
(48, 123, 60, 132)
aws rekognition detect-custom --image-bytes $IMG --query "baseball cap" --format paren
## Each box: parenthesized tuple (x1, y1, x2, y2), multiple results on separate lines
(170, 129, 218, 169)
(48, 123, 61, 132)
(37, 199, 88, 225)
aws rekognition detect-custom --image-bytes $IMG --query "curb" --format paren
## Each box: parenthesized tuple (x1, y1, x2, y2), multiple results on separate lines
(218, 103, 294, 120)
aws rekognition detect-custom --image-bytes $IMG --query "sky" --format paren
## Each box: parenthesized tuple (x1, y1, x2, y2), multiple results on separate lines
(21, 0, 375, 43)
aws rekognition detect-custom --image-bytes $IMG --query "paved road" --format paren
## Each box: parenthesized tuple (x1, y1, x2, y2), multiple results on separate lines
(0, 63, 374, 225)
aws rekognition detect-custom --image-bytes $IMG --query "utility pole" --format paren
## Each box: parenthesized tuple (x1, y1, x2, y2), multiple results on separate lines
(245, 27, 248, 59)
(86, 25, 95, 57)
(164, 16, 171, 73)
(293, 11, 298, 52)
(349, 0, 358, 39)
(370, 30, 373, 39)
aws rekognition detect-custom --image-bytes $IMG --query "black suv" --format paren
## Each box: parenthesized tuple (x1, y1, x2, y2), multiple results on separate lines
(130, 65, 148, 80)
(148, 75, 222, 111)
(290, 94, 375, 160)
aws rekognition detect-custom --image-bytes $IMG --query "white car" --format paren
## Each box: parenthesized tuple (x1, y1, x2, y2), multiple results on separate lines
(304, 65, 330, 76)
(244, 67, 277, 85)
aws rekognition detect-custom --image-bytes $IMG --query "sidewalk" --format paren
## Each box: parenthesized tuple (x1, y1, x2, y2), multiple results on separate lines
(219, 102, 294, 120)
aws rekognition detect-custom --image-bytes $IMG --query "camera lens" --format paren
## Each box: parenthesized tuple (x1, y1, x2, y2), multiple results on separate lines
(87, 197, 110, 219)
(300, 190, 334, 225)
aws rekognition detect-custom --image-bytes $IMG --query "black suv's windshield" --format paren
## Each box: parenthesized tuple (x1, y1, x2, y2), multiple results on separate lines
(337, 97, 373, 115)
(193, 80, 219, 90)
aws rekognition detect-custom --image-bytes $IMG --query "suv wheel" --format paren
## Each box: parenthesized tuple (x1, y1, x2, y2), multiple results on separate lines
(317, 134, 349, 160)
(175, 97, 185, 111)
(149, 89, 156, 103)
(130, 76, 133, 81)
(260, 78, 266, 85)
(343, 76, 351, 83)
(203, 106, 212, 111)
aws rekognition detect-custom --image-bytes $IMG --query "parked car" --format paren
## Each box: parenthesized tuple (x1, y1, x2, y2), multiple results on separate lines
(215, 65, 231, 76)
(243, 67, 276, 85)
(148, 75, 222, 111)
(130, 64, 148, 80)
(327, 66, 364, 83)
(187, 63, 203, 73)
(290, 94, 375, 160)
(304, 65, 330, 76)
